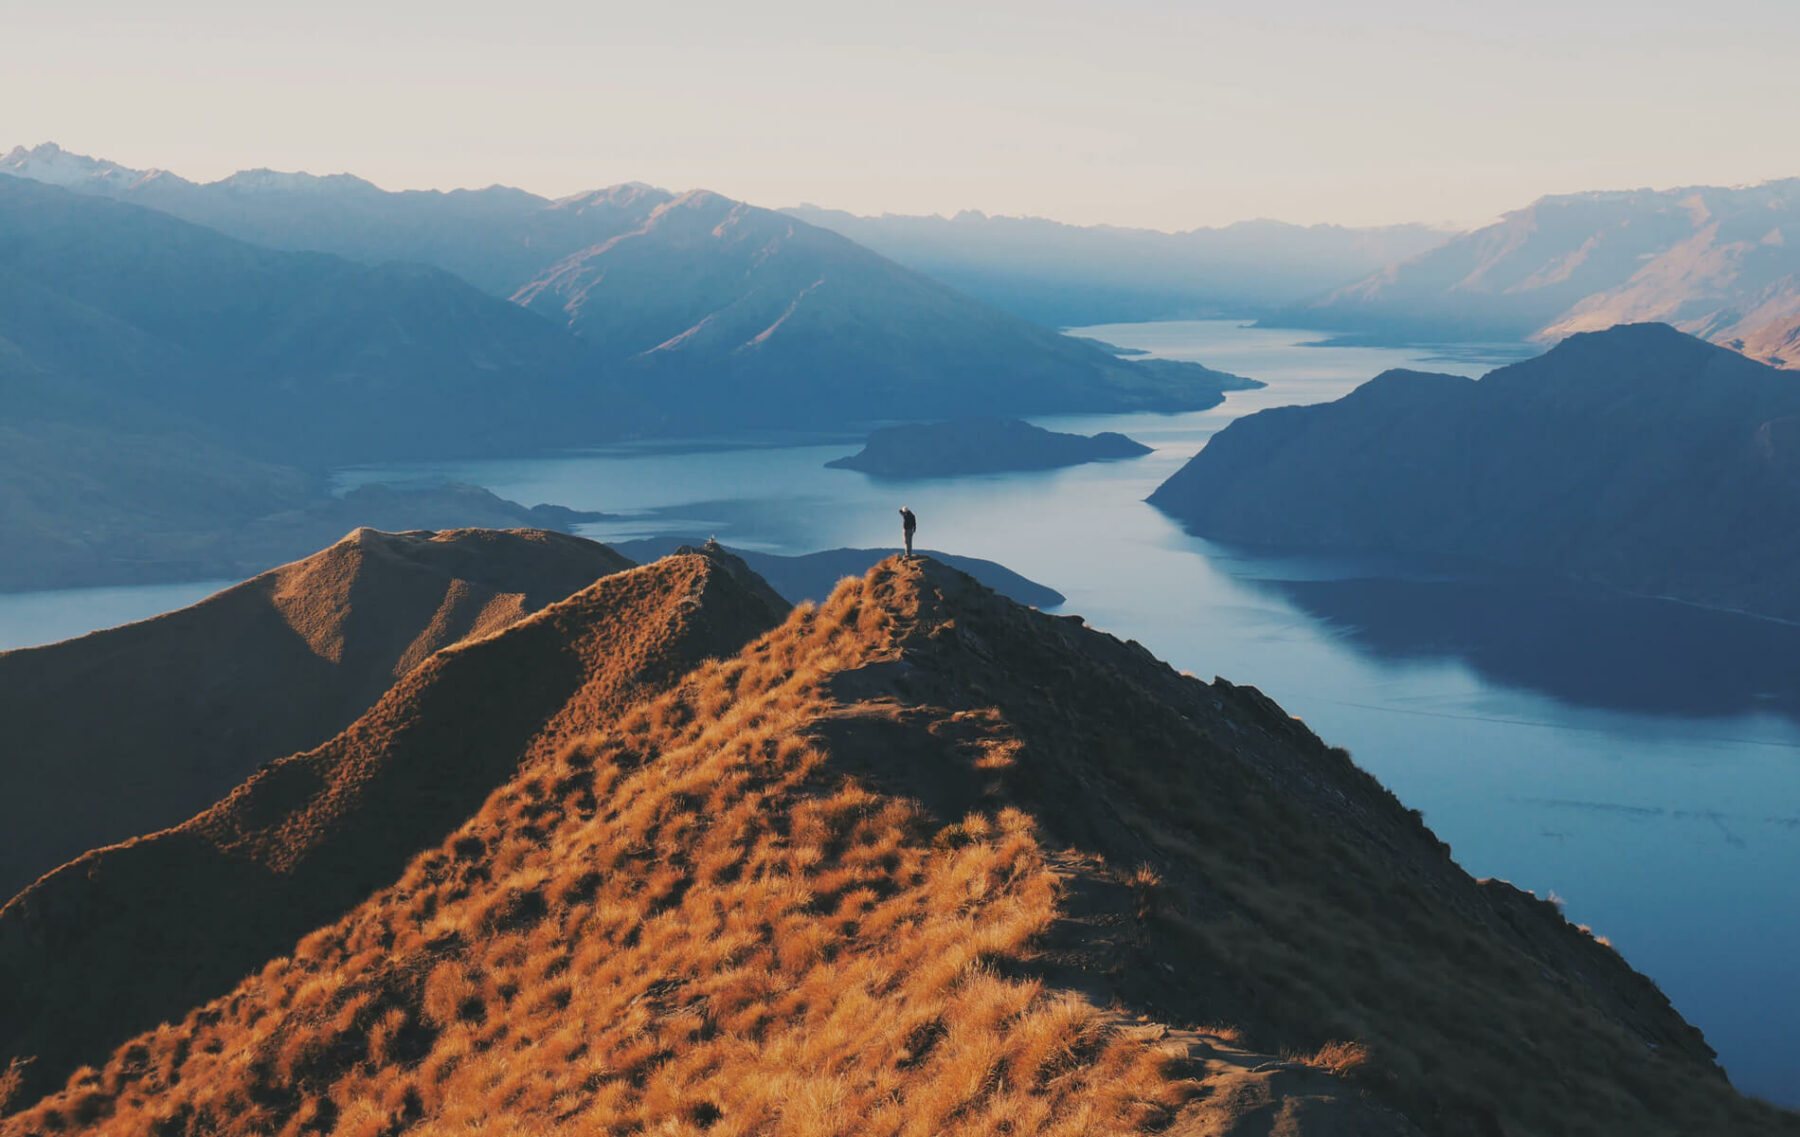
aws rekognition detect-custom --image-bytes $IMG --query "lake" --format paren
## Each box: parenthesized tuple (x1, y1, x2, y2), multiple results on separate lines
(7, 320, 1796, 1104)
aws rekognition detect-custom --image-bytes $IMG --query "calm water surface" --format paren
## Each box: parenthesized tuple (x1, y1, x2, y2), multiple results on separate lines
(0, 579, 234, 653)
(10, 321, 1797, 1103)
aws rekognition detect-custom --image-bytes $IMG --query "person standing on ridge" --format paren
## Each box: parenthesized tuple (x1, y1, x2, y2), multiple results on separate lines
(899, 507, 917, 557)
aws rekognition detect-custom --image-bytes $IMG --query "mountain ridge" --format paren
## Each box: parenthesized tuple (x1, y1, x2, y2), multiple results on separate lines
(0, 545, 788, 1110)
(1, 552, 1790, 1133)
(0, 527, 633, 900)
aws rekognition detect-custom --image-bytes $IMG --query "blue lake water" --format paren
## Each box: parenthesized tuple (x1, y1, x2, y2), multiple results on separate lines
(8, 320, 1796, 1104)
(0, 579, 235, 654)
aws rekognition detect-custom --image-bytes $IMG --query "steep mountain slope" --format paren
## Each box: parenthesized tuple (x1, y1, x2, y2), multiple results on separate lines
(0, 528, 632, 900)
(0, 173, 617, 466)
(1277, 179, 1800, 365)
(1150, 323, 1800, 619)
(787, 203, 1455, 325)
(514, 191, 1248, 428)
(4, 557, 1789, 1134)
(0, 143, 670, 297)
(0, 548, 788, 1109)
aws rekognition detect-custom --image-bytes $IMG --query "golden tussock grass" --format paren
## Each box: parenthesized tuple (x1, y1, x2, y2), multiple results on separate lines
(7, 571, 1190, 1137)
(7, 555, 1797, 1137)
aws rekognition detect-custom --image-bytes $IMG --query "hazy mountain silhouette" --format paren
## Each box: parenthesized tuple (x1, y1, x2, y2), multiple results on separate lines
(2, 554, 1787, 1133)
(0, 528, 633, 900)
(1150, 323, 1800, 620)
(2, 148, 1254, 459)
(0, 545, 786, 1109)
(825, 418, 1157, 477)
(785, 203, 1454, 326)
(0, 143, 672, 297)
(0, 160, 1256, 587)
(3, 143, 1451, 332)
(513, 190, 1250, 428)
(0, 173, 618, 466)
(1276, 180, 1800, 366)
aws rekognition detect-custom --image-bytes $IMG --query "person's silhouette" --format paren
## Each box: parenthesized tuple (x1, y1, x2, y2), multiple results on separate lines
(899, 507, 917, 556)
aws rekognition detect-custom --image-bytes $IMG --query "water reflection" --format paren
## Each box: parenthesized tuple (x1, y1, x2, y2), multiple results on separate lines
(1237, 569, 1800, 721)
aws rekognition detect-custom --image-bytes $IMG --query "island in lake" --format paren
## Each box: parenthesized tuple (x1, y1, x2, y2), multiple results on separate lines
(826, 417, 1154, 478)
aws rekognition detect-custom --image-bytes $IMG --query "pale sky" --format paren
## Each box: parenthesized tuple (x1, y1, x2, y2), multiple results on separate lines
(5, 0, 1797, 231)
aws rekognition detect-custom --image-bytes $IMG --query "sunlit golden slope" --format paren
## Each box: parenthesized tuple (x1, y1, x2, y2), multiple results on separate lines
(3, 557, 1793, 1135)
(0, 546, 787, 1112)
(0, 527, 633, 902)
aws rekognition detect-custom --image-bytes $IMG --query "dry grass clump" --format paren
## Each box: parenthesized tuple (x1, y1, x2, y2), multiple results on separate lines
(7, 574, 1189, 1136)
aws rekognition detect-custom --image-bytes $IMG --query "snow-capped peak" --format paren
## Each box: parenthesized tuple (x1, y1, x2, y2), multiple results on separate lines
(0, 142, 148, 192)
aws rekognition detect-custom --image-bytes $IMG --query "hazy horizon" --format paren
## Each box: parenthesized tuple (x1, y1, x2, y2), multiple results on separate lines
(7, 0, 1799, 231)
(12, 138, 1800, 238)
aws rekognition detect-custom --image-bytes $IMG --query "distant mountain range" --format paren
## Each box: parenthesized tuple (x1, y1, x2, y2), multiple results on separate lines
(1, 147, 1245, 433)
(0, 143, 671, 298)
(0, 172, 611, 465)
(2, 546, 1780, 1133)
(784, 203, 1454, 326)
(512, 189, 1236, 429)
(1273, 181, 1800, 367)
(0, 146, 1256, 587)
(1150, 323, 1800, 620)
(2, 144, 1453, 329)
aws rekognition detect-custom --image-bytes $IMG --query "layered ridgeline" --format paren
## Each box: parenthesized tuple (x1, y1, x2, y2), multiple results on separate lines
(0, 159, 1242, 587)
(1274, 179, 1800, 366)
(4, 553, 1791, 1134)
(1150, 323, 1800, 620)
(1, 143, 1451, 329)
(2, 144, 1253, 428)
(785, 204, 1453, 326)
(0, 545, 789, 1113)
(0, 173, 631, 585)
(0, 528, 632, 901)
(0, 143, 671, 298)
(512, 190, 1245, 429)
(0, 173, 612, 466)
